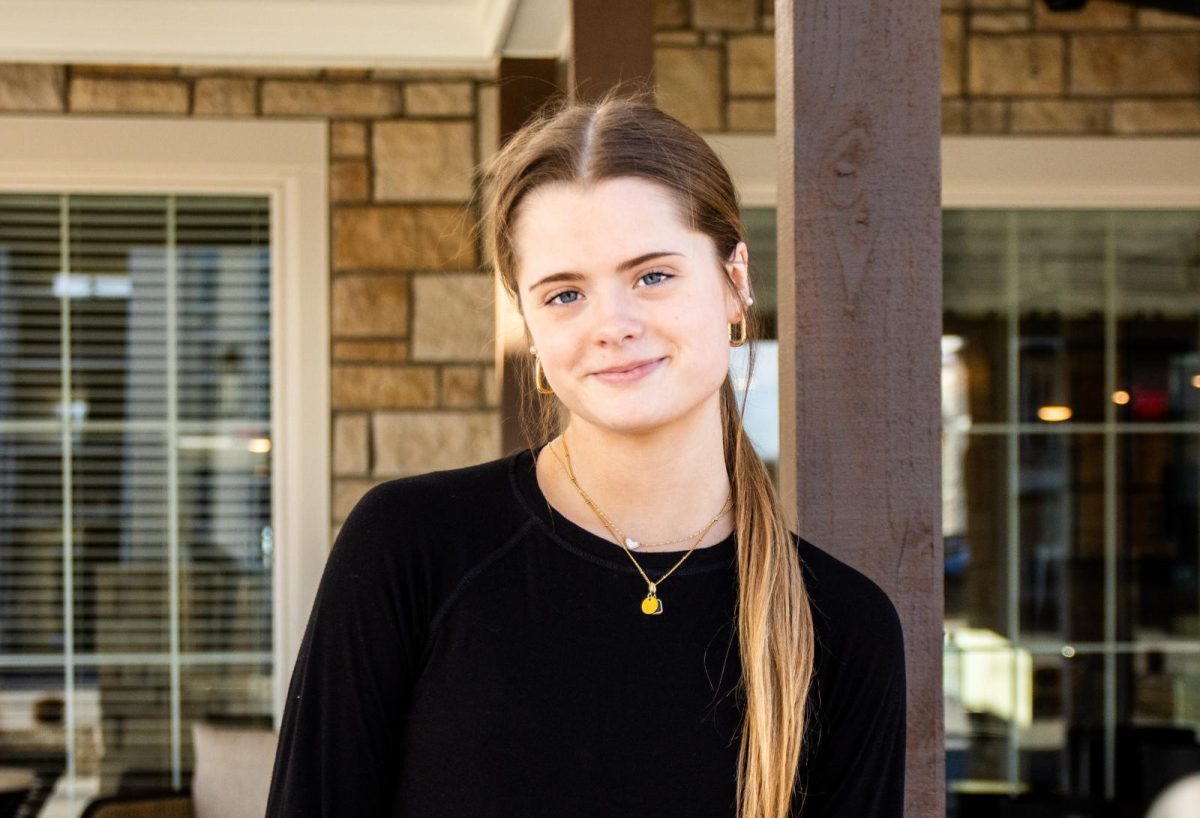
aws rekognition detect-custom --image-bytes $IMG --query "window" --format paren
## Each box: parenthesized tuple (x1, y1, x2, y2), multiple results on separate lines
(0, 117, 328, 815)
(0, 192, 273, 802)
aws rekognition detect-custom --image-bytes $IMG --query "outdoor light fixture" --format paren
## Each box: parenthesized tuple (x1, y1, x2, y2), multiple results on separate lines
(1042, 0, 1200, 19)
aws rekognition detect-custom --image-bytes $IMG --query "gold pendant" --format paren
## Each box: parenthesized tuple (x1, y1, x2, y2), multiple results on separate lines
(641, 583, 663, 615)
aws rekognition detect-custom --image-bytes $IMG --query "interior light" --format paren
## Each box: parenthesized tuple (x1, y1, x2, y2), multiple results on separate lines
(247, 438, 272, 454)
(1037, 405, 1072, 422)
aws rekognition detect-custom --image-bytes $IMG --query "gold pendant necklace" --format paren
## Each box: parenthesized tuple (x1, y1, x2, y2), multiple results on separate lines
(546, 433, 732, 616)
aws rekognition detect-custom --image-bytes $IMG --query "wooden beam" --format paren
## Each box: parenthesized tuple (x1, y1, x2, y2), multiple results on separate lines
(569, 0, 654, 102)
(776, 1, 944, 814)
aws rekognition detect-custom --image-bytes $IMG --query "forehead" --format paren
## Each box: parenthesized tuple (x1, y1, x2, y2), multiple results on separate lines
(512, 177, 704, 279)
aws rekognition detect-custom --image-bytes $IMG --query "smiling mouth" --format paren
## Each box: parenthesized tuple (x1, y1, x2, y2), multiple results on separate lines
(591, 357, 666, 380)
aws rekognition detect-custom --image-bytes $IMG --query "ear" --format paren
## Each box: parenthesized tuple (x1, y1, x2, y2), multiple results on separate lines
(723, 240, 752, 321)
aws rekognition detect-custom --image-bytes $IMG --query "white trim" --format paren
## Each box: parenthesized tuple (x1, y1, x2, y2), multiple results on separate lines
(498, 0, 571, 58)
(0, 115, 331, 727)
(702, 133, 778, 208)
(943, 136, 1200, 208)
(703, 133, 1200, 209)
(0, 0, 567, 69)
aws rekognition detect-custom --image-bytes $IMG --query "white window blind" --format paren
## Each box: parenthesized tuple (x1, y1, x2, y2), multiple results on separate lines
(0, 193, 274, 813)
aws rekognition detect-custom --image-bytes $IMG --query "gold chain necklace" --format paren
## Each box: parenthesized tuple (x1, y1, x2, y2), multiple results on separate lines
(546, 434, 733, 616)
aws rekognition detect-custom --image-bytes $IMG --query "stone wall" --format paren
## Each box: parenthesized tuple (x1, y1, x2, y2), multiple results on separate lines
(0, 62, 502, 537)
(1, 0, 1197, 536)
(654, 0, 1200, 135)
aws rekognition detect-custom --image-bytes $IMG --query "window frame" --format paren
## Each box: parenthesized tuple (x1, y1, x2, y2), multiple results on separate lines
(0, 114, 330, 727)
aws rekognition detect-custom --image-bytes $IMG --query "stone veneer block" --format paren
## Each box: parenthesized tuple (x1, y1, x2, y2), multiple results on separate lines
(1070, 34, 1200, 95)
(179, 66, 321, 78)
(1033, 0, 1133, 29)
(482, 365, 499, 407)
(330, 121, 368, 158)
(655, 0, 689, 27)
(967, 100, 1008, 132)
(1011, 100, 1109, 133)
(69, 77, 189, 114)
(373, 120, 475, 202)
(477, 84, 500, 162)
(1137, 9, 1200, 30)
(261, 81, 402, 116)
(330, 161, 370, 202)
(1113, 100, 1200, 134)
(411, 274, 494, 362)
(332, 366, 437, 409)
(74, 64, 180, 76)
(332, 478, 381, 521)
(942, 14, 964, 96)
(727, 99, 775, 132)
(332, 273, 409, 336)
(372, 411, 500, 476)
(968, 35, 1063, 96)
(332, 340, 410, 362)
(655, 47, 722, 131)
(655, 31, 702, 45)
(333, 414, 370, 475)
(194, 78, 256, 116)
(324, 69, 372, 80)
(727, 35, 774, 96)
(968, 12, 1030, 32)
(0, 64, 64, 111)
(942, 100, 967, 134)
(404, 81, 473, 116)
(333, 206, 476, 270)
(441, 366, 483, 407)
(692, 0, 757, 30)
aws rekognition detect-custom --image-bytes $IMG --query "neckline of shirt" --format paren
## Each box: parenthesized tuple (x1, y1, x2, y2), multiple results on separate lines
(508, 441, 737, 574)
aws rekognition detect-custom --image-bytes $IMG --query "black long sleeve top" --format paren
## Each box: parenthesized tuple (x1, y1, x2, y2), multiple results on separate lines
(266, 442, 907, 816)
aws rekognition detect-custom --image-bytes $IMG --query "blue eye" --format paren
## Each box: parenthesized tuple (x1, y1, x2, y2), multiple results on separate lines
(639, 269, 673, 286)
(547, 289, 581, 306)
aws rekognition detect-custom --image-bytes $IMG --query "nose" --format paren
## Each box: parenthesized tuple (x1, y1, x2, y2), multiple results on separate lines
(590, 290, 643, 347)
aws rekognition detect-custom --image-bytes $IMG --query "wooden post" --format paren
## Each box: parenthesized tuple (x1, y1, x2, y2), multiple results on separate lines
(775, 1, 944, 815)
(569, 0, 654, 103)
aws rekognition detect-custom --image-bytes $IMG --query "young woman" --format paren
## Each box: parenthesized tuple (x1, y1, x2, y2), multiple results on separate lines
(266, 90, 907, 817)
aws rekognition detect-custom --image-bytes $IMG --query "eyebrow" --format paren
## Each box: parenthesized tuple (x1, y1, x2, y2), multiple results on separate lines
(526, 251, 683, 293)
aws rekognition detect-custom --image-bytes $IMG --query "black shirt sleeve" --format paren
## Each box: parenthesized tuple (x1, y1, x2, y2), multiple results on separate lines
(794, 544, 908, 816)
(266, 482, 427, 817)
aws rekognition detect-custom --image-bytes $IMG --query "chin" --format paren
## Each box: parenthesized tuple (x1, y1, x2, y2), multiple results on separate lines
(570, 394, 702, 438)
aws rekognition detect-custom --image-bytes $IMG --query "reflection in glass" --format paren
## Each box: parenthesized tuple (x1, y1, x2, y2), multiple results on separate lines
(944, 208, 1200, 815)
(0, 193, 274, 813)
(1018, 433, 1105, 643)
(1118, 435, 1199, 643)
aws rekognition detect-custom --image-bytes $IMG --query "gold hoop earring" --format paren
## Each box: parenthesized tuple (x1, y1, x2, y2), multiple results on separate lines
(533, 356, 555, 395)
(728, 317, 747, 347)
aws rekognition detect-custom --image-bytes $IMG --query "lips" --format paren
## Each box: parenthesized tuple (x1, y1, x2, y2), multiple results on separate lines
(593, 357, 664, 375)
(590, 357, 667, 381)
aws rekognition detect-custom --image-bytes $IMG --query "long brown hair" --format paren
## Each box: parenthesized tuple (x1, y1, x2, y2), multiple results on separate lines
(475, 86, 815, 818)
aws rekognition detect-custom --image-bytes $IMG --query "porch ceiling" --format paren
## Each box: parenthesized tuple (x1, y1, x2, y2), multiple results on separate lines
(0, 0, 569, 70)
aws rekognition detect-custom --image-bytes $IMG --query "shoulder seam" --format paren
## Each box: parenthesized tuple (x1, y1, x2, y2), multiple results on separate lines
(426, 516, 538, 641)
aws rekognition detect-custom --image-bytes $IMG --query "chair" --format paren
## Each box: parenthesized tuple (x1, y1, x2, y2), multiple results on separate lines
(82, 723, 278, 818)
